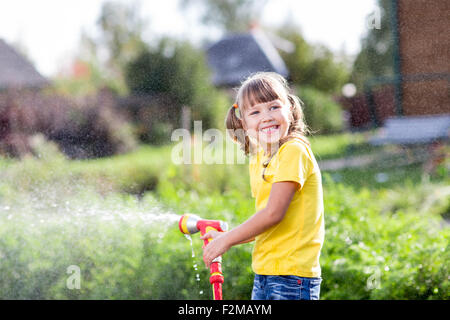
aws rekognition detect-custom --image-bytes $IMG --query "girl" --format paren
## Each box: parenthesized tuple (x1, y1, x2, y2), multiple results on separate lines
(201, 72, 324, 300)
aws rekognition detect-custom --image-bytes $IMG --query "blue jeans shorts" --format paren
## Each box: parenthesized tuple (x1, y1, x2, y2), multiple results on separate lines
(251, 274, 322, 300)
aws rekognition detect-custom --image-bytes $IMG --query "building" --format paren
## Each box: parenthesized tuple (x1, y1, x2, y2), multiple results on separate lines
(341, 0, 449, 129)
(0, 38, 49, 91)
(206, 28, 289, 88)
(396, 0, 449, 116)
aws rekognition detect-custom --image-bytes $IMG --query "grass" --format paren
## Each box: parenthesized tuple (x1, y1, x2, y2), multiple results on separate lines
(309, 131, 380, 161)
(70, 144, 174, 194)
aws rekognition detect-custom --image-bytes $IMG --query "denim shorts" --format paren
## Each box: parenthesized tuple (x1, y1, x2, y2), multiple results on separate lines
(251, 274, 322, 300)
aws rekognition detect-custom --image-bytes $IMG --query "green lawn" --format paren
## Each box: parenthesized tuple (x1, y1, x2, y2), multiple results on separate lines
(309, 131, 379, 161)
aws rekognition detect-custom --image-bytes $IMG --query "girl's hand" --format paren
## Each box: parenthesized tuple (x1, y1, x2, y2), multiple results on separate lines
(200, 230, 222, 248)
(201, 232, 231, 268)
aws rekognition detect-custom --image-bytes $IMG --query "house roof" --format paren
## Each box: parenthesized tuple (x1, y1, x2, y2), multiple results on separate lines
(0, 38, 49, 90)
(206, 29, 289, 87)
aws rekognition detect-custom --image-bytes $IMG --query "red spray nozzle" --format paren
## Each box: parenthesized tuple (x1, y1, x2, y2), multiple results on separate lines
(179, 213, 228, 300)
(179, 214, 228, 236)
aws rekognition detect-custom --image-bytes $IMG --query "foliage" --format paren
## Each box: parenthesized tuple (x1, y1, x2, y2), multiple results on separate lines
(0, 134, 448, 299)
(295, 86, 344, 134)
(278, 25, 350, 94)
(180, 0, 267, 33)
(0, 91, 137, 159)
(125, 39, 229, 135)
(351, 0, 394, 90)
(76, 1, 148, 94)
(277, 26, 314, 84)
(181, 1, 350, 95)
(70, 144, 174, 195)
(52, 60, 127, 97)
(0, 167, 447, 299)
(309, 132, 371, 161)
(320, 177, 449, 300)
(305, 45, 350, 94)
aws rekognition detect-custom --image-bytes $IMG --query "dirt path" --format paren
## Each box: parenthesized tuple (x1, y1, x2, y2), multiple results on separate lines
(317, 149, 430, 171)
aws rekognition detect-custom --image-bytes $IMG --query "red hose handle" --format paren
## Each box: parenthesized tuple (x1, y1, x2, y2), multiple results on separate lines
(212, 282, 223, 300)
(201, 227, 224, 300)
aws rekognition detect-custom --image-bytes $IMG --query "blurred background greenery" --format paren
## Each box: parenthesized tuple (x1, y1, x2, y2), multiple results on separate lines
(0, 0, 448, 300)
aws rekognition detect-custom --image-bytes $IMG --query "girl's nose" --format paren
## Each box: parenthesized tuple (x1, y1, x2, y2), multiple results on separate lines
(261, 111, 274, 121)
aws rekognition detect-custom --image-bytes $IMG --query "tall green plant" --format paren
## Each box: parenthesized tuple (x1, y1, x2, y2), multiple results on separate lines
(351, 0, 394, 90)
(125, 39, 226, 130)
(277, 24, 350, 94)
(296, 86, 344, 134)
(180, 0, 267, 33)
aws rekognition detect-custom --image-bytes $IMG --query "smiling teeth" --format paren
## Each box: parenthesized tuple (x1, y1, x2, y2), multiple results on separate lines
(261, 125, 279, 132)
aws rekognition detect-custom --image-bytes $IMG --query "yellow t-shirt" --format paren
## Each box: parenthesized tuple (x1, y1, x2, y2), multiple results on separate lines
(248, 137, 324, 277)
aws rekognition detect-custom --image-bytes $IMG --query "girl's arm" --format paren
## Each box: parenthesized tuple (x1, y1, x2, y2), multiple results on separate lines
(201, 231, 254, 245)
(201, 181, 298, 268)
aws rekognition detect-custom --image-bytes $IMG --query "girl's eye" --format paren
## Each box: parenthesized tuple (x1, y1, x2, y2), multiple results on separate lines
(270, 106, 280, 110)
(249, 111, 259, 115)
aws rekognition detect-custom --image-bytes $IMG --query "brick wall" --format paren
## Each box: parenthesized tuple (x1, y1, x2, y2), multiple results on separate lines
(398, 0, 450, 115)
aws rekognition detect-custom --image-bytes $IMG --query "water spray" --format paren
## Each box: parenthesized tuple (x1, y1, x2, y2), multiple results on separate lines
(179, 214, 228, 300)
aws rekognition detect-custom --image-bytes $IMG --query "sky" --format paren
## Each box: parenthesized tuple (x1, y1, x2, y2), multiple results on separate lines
(0, 0, 377, 77)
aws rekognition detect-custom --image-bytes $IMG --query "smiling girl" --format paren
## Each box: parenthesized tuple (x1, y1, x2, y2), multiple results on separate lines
(201, 72, 325, 300)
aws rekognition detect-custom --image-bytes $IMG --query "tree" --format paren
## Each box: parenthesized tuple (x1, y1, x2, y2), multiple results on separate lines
(277, 26, 314, 85)
(125, 39, 224, 129)
(181, 1, 349, 94)
(277, 24, 349, 94)
(180, 0, 267, 33)
(96, 1, 147, 70)
(78, 1, 148, 94)
(351, 0, 394, 90)
(306, 45, 350, 94)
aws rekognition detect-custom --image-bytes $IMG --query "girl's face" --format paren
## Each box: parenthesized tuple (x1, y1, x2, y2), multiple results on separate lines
(242, 98, 291, 152)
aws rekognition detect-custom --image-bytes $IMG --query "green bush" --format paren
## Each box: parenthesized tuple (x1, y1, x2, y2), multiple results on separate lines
(125, 39, 229, 137)
(0, 175, 447, 299)
(319, 176, 449, 299)
(0, 91, 137, 159)
(296, 86, 344, 134)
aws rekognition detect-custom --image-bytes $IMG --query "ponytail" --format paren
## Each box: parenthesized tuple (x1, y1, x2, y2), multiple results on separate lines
(225, 104, 257, 156)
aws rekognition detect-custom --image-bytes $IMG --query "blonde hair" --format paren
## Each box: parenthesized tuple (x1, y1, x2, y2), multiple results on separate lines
(225, 72, 309, 157)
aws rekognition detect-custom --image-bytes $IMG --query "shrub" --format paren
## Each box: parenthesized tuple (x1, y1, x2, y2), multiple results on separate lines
(0, 90, 137, 159)
(319, 176, 449, 300)
(125, 40, 229, 140)
(295, 86, 344, 134)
